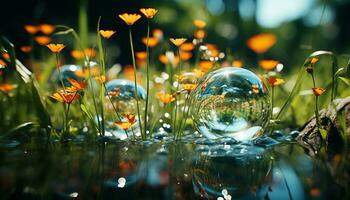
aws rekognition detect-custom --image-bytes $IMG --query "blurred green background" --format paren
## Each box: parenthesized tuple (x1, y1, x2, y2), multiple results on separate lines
(1, 0, 350, 67)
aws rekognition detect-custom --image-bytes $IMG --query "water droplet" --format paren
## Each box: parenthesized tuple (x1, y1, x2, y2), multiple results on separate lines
(192, 67, 270, 141)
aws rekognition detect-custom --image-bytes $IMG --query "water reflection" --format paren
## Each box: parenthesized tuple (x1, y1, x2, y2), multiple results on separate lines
(0, 135, 348, 199)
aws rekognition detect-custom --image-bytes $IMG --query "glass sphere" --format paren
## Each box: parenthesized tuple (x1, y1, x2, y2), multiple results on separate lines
(104, 79, 146, 139)
(191, 67, 270, 141)
(51, 64, 83, 86)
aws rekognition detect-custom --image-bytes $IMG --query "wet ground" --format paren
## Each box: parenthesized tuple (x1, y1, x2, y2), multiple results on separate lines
(0, 131, 349, 200)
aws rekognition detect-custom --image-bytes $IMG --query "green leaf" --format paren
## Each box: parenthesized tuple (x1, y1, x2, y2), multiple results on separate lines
(338, 77, 350, 86)
(3, 122, 38, 137)
(319, 128, 328, 141)
(31, 80, 53, 130)
(80, 103, 94, 121)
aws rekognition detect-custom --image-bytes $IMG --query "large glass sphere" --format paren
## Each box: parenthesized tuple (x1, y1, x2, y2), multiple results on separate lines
(51, 64, 83, 86)
(191, 67, 270, 141)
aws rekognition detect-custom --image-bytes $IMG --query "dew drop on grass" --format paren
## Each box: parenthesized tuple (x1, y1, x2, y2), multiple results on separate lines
(192, 67, 270, 141)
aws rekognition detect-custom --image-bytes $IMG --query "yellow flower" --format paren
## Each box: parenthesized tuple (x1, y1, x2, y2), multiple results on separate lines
(193, 20, 206, 29)
(84, 48, 97, 58)
(247, 33, 277, 53)
(99, 30, 116, 39)
(46, 43, 65, 53)
(169, 38, 187, 47)
(267, 77, 285, 86)
(39, 24, 55, 35)
(118, 13, 141, 25)
(199, 60, 213, 72)
(24, 25, 39, 34)
(193, 69, 205, 78)
(20, 46, 33, 53)
(159, 54, 179, 65)
(259, 59, 279, 70)
(94, 75, 106, 84)
(139, 8, 158, 19)
(156, 92, 175, 105)
(34, 36, 51, 45)
(142, 37, 158, 47)
(312, 87, 326, 96)
(0, 83, 17, 93)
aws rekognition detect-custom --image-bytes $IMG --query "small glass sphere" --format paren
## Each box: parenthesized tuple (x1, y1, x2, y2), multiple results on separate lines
(104, 79, 146, 139)
(191, 67, 270, 141)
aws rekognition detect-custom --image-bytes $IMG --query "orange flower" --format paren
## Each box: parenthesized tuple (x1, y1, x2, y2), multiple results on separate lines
(310, 57, 319, 65)
(24, 25, 39, 34)
(136, 51, 147, 60)
(0, 59, 6, 68)
(159, 54, 179, 65)
(75, 67, 100, 78)
(94, 75, 106, 84)
(267, 77, 285, 86)
(71, 50, 85, 60)
(51, 90, 80, 104)
(46, 43, 65, 53)
(84, 48, 97, 58)
(247, 33, 277, 53)
(39, 24, 55, 35)
(170, 38, 187, 46)
(34, 36, 51, 45)
(252, 84, 259, 94)
(122, 113, 136, 123)
(180, 51, 192, 61)
(181, 83, 197, 92)
(199, 60, 213, 72)
(180, 43, 195, 51)
(115, 121, 134, 130)
(20, 46, 33, 53)
(312, 87, 326, 96)
(139, 8, 158, 19)
(99, 30, 116, 39)
(309, 188, 321, 197)
(0, 83, 17, 93)
(68, 78, 87, 91)
(259, 59, 279, 70)
(193, 20, 206, 29)
(2, 53, 10, 60)
(194, 30, 206, 39)
(118, 13, 141, 26)
(142, 37, 158, 47)
(232, 60, 243, 68)
(157, 92, 175, 105)
(175, 74, 185, 82)
(152, 29, 163, 41)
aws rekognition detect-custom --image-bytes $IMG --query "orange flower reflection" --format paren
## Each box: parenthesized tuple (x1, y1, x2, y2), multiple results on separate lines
(247, 33, 276, 53)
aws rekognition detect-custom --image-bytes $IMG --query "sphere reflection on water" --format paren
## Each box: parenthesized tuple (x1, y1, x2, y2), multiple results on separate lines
(192, 67, 270, 141)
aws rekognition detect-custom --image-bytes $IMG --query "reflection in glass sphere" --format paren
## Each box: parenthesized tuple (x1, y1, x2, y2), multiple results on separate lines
(51, 64, 83, 86)
(104, 79, 146, 139)
(191, 67, 270, 141)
